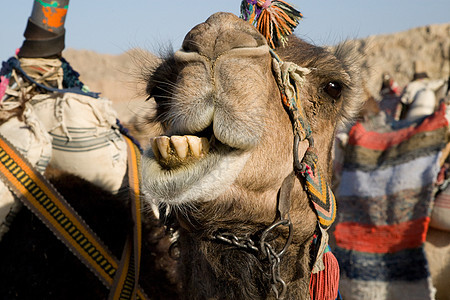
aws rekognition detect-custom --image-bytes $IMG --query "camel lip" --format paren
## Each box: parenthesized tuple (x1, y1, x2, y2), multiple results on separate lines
(142, 139, 251, 205)
(196, 124, 214, 140)
(164, 123, 213, 143)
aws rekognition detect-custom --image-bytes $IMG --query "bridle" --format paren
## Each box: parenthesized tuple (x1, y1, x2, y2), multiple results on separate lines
(214, 49, 337, 298)
(268, 49, 337, 298)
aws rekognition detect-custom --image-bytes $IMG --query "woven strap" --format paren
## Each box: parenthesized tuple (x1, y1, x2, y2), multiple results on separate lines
(0, 133, 149, 300)
(109, 136, 147, 300)
(300, 148, 336, 229)
(270, 50, 336, 230)
(271, 49, 312, 141)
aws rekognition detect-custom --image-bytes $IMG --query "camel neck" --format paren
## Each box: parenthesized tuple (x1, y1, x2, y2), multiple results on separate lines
(177, 226, 313, 300)
(163, 173, 317, 299)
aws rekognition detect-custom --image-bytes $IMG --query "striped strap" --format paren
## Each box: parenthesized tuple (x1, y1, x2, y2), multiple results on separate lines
(300, 148, 336, 229)
(110, 136, 148, 300)
(0, 133, 149, 300)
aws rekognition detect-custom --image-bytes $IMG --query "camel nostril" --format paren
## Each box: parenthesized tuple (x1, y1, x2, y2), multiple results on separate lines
(182, 22, 209, 53)
(215, 30, 263, 52)
(181, 12, 267, 59)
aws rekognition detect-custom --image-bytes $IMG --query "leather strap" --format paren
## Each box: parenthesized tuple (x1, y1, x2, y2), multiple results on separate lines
(277, 171, 295, 220)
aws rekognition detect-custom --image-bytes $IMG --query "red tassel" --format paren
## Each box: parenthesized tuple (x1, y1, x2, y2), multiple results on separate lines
(309, 249, 340, 300)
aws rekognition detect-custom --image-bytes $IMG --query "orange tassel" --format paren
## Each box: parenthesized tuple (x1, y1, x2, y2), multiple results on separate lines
(309, 248, 340, 300)
(240, 0, 303, 48)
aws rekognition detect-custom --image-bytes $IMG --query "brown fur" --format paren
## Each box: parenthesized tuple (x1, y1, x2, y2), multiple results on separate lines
(141, 12, 363, 299)
(0, 167, 179, 299)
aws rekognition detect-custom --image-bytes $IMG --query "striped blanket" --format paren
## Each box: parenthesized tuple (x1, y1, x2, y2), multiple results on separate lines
(334, 103, 449, 300)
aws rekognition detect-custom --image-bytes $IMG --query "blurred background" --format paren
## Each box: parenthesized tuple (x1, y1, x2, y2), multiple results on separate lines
(1, 0, 449, 121)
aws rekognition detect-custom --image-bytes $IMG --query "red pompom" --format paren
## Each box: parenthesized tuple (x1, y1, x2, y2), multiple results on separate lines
(309, 249, 340, 300)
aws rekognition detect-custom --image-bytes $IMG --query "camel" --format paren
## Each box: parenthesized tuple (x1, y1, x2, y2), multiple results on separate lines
(0, 9, 363, 299)
(140, 12, 363, 299)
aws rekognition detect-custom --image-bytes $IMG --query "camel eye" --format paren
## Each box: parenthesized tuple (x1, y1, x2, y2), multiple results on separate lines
(324, 81, 342, 100)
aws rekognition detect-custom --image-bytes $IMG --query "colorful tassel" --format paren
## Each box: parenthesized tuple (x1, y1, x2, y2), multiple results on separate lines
(309, 246, 340, 300)
(240, 0, 303, 48)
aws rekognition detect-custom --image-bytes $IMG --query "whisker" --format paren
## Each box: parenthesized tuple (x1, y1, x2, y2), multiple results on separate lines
(152, 79, 179, 90)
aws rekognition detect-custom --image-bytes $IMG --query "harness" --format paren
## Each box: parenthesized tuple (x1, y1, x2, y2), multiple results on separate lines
(204, 50, 339, 300)
(270, 49, 336, 230)
(272, 49, 339, 300)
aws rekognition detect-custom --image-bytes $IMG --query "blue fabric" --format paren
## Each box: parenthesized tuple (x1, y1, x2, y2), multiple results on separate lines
(4, 57, 100, 98)
(335, 247, 430, 281)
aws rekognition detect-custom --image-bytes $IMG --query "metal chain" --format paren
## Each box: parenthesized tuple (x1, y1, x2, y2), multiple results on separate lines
(264, 242, 287, 300)
(211, 217, 293, 300)
(212, 232, 259, 252)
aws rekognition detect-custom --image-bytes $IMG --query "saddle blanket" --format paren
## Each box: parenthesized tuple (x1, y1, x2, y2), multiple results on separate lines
(334, 103, 449, 300)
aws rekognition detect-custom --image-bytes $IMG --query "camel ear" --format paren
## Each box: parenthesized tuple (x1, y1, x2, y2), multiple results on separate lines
(239, 0, 303, 48)
(332, 41, 365, 124)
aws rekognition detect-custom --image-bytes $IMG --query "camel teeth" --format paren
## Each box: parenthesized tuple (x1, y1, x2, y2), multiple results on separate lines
(200, 137, 210, 154)
(150, 137, 160, 160)
(151, 135, 211, 164)
(156, 136, 171, 159)
(170, 136, 188, 159)
(186, 135, 202, 157)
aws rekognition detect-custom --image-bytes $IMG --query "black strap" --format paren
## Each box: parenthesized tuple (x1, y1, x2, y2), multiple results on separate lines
(18, 18, 65, 58)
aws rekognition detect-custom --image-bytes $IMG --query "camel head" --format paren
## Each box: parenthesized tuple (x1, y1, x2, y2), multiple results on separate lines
(140, 11, 363, 299)
(141, 11, 362, 236)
